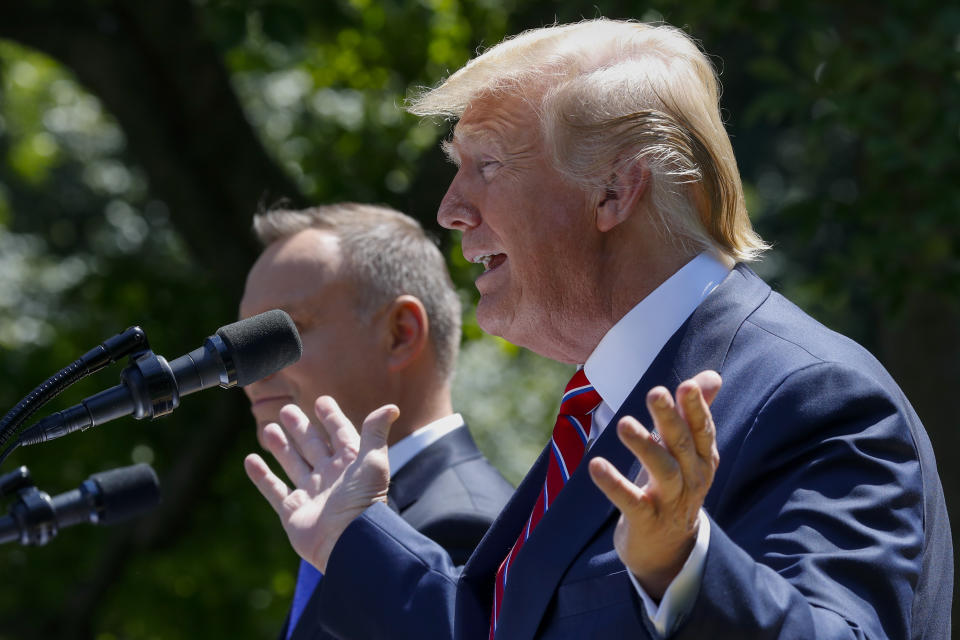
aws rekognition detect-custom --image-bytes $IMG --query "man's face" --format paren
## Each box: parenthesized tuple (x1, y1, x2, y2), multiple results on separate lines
(239, 228, 389, 447)
(437, 92, 599, 362)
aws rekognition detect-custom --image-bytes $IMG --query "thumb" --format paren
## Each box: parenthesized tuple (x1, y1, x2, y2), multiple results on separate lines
(358, 404, 400, 456)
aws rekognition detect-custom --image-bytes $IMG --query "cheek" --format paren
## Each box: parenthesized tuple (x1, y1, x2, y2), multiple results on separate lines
(289, 333, 348, 396)
(521, 231, 587, 308)
(284, 357, 318, 395)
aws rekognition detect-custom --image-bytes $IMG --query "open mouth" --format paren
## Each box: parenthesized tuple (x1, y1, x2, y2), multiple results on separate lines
(472, 253, 507, 272)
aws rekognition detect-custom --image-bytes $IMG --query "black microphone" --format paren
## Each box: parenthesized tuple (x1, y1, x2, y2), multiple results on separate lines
(0, 463, 161, 546)
(19, 309, 302, 446)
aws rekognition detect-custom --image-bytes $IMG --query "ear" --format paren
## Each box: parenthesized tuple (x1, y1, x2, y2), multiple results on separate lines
(595, 160, 651, 233)
(385, 295, 429, 373)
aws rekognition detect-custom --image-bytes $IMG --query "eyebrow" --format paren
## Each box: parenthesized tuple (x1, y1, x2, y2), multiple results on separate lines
(452, 123, 504, 147)
(443, 124, 507, 166)
(441, 138, 460, 166)
(259, 293, 316, 324)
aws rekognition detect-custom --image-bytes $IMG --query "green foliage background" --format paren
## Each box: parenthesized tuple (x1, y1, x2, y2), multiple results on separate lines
(0, 1, 956, 638)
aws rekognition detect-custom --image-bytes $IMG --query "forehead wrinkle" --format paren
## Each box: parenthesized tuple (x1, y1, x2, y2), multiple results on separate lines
(451, 121, 507, 152)
(454, 115, 543, 167)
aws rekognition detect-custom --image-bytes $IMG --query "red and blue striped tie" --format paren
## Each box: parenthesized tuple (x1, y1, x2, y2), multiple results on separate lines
(489, 369, 602, 638)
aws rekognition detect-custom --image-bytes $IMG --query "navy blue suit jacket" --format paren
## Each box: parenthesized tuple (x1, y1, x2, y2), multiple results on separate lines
(283, 424, 513, 640)
(316, 265, 952, 639)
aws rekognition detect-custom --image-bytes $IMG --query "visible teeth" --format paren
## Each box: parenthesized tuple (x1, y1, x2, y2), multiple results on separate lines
(472, 254, 495, 269)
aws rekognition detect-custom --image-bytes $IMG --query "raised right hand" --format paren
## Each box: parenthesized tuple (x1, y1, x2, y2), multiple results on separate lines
(244, 395, 399, 572)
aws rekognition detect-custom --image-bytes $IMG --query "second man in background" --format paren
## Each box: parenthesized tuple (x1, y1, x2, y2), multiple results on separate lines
(239, 203, 513, 639)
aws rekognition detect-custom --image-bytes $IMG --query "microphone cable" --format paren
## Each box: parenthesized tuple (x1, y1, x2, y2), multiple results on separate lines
(0, 327, 149, 451)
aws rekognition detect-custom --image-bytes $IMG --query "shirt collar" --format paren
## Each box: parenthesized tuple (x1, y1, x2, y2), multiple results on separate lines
(584, 252, 730, 418)
(388, 413, 465, 477)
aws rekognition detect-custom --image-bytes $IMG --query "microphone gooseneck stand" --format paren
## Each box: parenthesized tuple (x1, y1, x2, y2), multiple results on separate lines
(0, 327, 162, 544)
(0, 310, 300, 545)
(0, 326, 150, 465)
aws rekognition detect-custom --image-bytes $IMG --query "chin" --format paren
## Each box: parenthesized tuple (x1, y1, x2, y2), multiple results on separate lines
(477, 303, 540, 354)
(475, 298, 511, 340)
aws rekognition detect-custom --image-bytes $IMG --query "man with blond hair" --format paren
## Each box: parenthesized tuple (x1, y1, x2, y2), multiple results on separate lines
(246, 20, 952, 639)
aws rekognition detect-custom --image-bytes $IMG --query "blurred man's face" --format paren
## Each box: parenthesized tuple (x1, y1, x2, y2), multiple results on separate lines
(239, 228, 389, 447)
(437, 92, 600, 362)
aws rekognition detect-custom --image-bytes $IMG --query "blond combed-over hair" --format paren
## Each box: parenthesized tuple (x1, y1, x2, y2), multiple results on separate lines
(409, 19, 767, 262)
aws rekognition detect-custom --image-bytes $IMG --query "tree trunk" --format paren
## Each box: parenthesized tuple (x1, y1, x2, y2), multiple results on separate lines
(0, 0, 305, 303)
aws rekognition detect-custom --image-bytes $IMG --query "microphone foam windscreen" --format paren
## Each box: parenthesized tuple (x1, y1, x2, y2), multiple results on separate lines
(216, 309, 302, 387)
(91, 463, 161, 525)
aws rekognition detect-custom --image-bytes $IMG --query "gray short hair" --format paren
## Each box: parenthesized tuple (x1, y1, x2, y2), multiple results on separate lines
(253, 203, 462, 380)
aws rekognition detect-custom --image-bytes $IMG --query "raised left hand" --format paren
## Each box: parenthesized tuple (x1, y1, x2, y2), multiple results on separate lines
(244, 396, 399, 572)
(588, 370, 722, 600)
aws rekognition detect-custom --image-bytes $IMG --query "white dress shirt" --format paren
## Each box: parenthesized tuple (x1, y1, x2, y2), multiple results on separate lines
(388, 413, 466, 476)
(583, 251, 730, 637)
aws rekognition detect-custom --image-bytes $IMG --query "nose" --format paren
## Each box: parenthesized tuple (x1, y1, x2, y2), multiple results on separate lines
(437, 176, 481, 231)
(241, 372, 275, 400)
(242, 379, 260, 401)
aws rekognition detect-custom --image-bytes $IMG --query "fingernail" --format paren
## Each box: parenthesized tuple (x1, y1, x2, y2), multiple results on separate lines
(654, 391, 670, 408)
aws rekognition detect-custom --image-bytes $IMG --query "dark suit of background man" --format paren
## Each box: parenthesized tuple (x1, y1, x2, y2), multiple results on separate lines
(245, 19, 953, 640)
(239, 203, 513, 639)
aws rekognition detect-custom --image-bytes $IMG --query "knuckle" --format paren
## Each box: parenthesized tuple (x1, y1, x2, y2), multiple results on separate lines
(622, 490, 646, 515)
(670, 434, 693, 456)
(701, 417, 716, 436)
(661, 462, 683, 486)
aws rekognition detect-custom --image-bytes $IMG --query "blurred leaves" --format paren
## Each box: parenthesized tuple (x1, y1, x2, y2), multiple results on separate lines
(0, 0, 957, 638)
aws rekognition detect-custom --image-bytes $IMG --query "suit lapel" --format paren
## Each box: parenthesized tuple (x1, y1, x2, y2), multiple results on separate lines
(388, 425, 483, 512)
(669, 264, 770, 382)
(481, 264, 771, 640)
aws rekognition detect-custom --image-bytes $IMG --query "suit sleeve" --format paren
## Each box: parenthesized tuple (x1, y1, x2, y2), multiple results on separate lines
(418, 513, 501, 566)
(674, 362, 929, 639)
(315, 502, 460, 640)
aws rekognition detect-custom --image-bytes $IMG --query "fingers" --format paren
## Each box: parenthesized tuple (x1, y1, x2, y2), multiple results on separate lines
(616, 416, 681, 488)
(646, 387, 702, 486)
(647, 371, 722, 477)
(278, 404, 333, 465)
(675, 375, 720, 463)
(358, 404, 400, 456)
(262, 419, 314, 487)
(244, 453, 291, 514)
(588, 456, 651, 518)
(691, 370, 722, 405)
(314, 396, 361, 456)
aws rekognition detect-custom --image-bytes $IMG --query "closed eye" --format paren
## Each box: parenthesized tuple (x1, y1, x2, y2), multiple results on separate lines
(479, 159, 501, 178)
